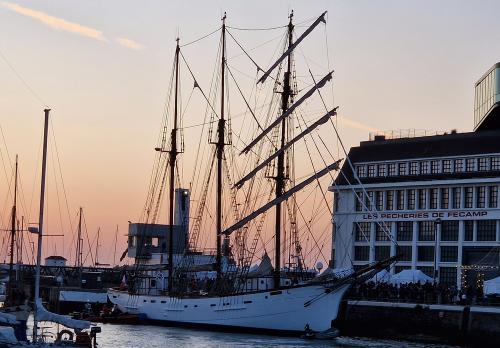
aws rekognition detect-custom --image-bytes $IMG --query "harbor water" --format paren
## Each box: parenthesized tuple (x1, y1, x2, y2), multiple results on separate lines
(82, 323, 458, 348)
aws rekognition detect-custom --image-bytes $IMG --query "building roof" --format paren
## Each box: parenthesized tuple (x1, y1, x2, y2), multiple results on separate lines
(335, 129, 500, 186)
(475, 62, 500, 87)
(45, 255, 67, 261)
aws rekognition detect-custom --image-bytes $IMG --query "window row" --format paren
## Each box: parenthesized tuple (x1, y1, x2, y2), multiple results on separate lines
(353, 245, 458, 263)
(355, 186, 498, 211)
(356, 156, 500, 179)
(353, 220, 498, 243)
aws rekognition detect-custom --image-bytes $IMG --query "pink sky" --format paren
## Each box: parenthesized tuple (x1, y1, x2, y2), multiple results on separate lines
(0, 0, 499, 267)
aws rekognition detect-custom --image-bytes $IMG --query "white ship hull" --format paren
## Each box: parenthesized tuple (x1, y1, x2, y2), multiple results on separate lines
(108, 283, 350, 334)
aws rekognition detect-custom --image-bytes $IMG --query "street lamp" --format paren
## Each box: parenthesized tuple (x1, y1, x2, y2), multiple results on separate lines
(434, 218, 442, 284)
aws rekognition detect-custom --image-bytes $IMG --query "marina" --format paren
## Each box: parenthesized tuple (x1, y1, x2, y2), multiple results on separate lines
(0, 1, 500, 347)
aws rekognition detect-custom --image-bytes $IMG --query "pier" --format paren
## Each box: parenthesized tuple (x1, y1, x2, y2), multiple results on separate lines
(337, 300, 500, 347)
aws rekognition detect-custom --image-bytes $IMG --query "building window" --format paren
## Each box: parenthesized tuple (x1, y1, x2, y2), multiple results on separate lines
(396, 245, 412, 262)
(440, 267, 457, 286)
(417, 266, 434, 277)
(368, 164, 376, 177)
(442, 160, 452, 173)
(375, 191, 383, 211)
(375, 246, 391, 261)
(452, 187, 461, 209)
(464, 221, 473, 241)
(418, 221, 435, 241)
(440, 188, 449, 209)
(386, 190, 394, 210)
(378, 164, 387, 177)
(354, 246, 370, 261)
(478, 157, 489, 171)
(491, 156, 500, 170)
(357, 165, 366, 177)
(420, 161, 430, 175)
(396, 190, 405, 210)
(365, 191, 374, 210)
(441, 220, 459, 241)
(465, 158, 476, 172)
(489, 186, 498, 208)
(354, 222, 371, 242)
(410, 162, 419, 175)
(430, 188, 438, 209)
(477, 220, 496, 241)
(440, 246, 458, 262)
(407, 189, 416, 210)
(476, 186, 486, 208)
(464, 187, 473, 208)
(398, 162, 407, 176)
(388, 163, 397, 176)
(376, 223, 391, 241)
(396, 221, 413, 241)
(355, 191, 363, 211)
(353, 246, 369, 262)
(418, 189, 427, 210)
(418, 246, 435, 262)
(431, 160, 440, 174)
(455, 159, 464, 173)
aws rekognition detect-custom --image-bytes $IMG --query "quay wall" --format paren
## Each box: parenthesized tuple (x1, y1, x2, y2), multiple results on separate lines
(336, 300, 500, 347)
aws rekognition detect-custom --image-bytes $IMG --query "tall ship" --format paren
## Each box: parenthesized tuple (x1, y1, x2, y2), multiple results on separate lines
(108, 11, 393, 335)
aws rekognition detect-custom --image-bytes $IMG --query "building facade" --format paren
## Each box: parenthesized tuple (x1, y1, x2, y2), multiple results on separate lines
(331, 63, 500, 289)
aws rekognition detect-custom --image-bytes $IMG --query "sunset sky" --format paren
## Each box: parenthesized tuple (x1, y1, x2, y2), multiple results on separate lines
(1, 0, 500, 267)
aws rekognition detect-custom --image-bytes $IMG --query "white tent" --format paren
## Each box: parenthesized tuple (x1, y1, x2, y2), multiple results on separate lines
(368, 269, 391, 283)
(484, 276, 500, 295)
(390, 269, 432, 285)
(247, 253, 274, 278)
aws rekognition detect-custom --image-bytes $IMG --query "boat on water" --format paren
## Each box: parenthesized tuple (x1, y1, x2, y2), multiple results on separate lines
(108, 11, 395, 335)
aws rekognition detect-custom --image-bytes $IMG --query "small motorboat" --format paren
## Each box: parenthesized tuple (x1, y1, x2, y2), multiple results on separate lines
(300, 326, 340, 340)
(84, 313, 144, 325)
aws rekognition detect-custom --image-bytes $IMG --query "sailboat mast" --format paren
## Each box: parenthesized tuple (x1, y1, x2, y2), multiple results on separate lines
(274, 12, 294, 289)
(76, 207, 83, 269)
(95, 227, 100, 266)
(113, 225, 118, 266)
(216, 12, 227, 281)
(7, 155, 18, 305)
(168, 39, 180, 293)
(33, 108, 50, 342)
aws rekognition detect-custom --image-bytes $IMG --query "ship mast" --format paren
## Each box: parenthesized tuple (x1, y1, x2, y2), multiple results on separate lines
(33, 108, 50, 342)
(273, 11, 294, 290)
(215, 13, 227, 281)
(76, 207, 83, 281)
(6, 154, 18, 306)
(167, 38, 180, 293)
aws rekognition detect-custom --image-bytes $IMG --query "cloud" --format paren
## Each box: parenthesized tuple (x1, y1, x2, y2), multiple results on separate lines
(2, 2, 143, 50)
(336, 115, 381, 133)
(115, 37, 143, 50)
(2, 1, 107, 42)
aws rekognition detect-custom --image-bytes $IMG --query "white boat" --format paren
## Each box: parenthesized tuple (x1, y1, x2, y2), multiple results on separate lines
(109, 283, 350, 333)
(108, 10, 393, 336)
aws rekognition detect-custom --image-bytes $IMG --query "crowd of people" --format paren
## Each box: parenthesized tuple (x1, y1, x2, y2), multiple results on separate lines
(346, 280, 486, 305)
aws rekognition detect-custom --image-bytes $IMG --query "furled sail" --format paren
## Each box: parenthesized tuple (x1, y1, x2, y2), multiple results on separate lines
(221, 160, 341, 236)
(36, 299, 91, 330)
(235, 108, 337, 188)
(257, 11, 327, 84)
(241, 72, 333, 155)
